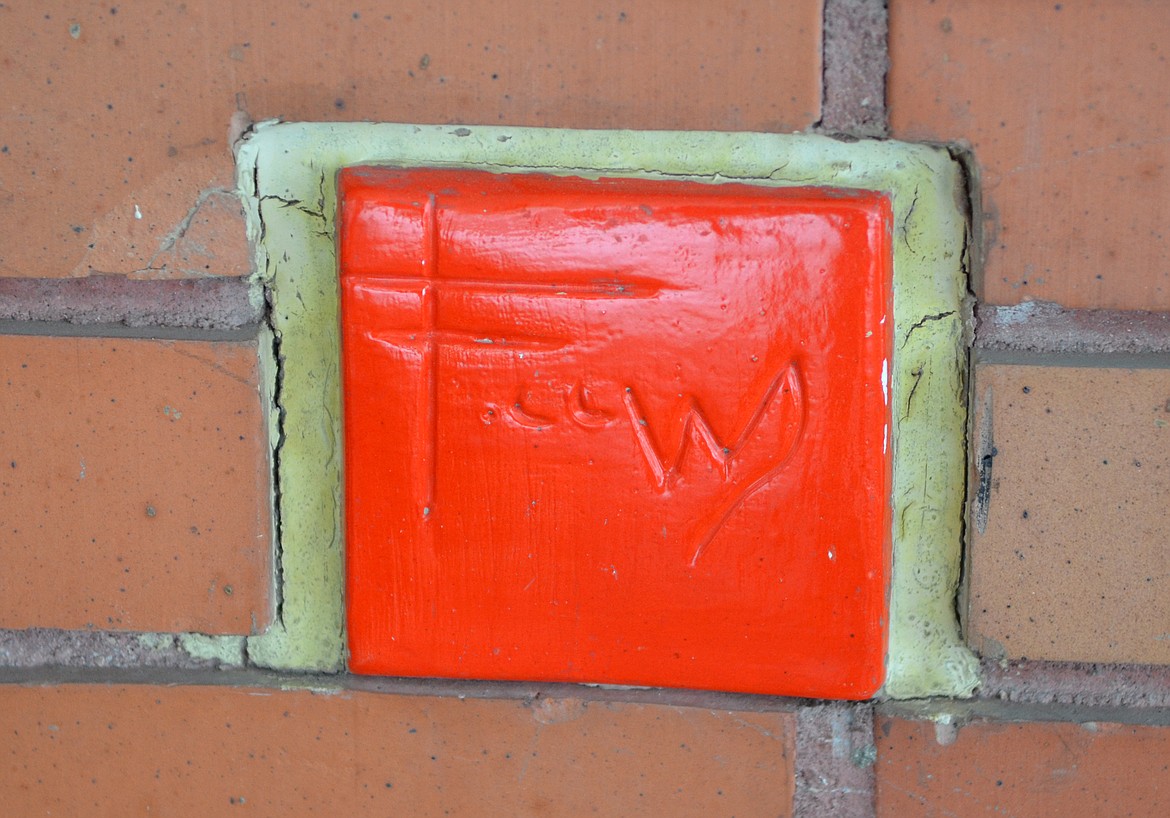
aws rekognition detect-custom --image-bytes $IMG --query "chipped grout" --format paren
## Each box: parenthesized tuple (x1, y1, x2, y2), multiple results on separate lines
(818, 0, 889, 137)
(0, 320, 258, 341)
(0, 276, 262, 331)
(976, 302, 1170, 356)
(977, 658, 1170, 711)
(0, 629, 236, 671)
(794, 702, 876, 818)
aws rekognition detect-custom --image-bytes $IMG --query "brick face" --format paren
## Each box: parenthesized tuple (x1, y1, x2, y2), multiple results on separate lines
(0, 336, 270, 633)
(7, 4, 1170, 814)
(875, 715, 1170, 817)
(0, 684, 796, 817)
(889, 0, 1170, 310)
(0, 0, 822, 280)
(967, 363, 1170, 664)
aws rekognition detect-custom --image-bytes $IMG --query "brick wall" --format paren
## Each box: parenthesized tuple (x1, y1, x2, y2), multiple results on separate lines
(2, 1, 1168, 815)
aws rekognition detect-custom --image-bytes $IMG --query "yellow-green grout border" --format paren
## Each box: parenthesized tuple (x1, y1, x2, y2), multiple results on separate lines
(235, 122, 980, 697)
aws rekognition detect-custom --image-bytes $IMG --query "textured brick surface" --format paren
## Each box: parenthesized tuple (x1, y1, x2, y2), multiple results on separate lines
(0, 0, 821, 280)
(889, 0, 1170, 310)
(0, 276, 260, 330)
(875, 715, 1170, 817)
(0, 336, 270, 633)
(978, 658, 1170, 710)
(822, 0, 888, 136)
(0, 684, 795, 817)
(794, 704, 876, 817)
(968, 363, 1170, 664)
(976, 301, 1170, 355)
(0, 630, 225, 670)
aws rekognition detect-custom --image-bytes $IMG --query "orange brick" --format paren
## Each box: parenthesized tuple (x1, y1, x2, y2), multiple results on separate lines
(0, 0, 821, 280)
(0, 336, 270, 633)
(0, 683, 795, 817)
(967, 363, 1170, 663)
(876, 714, 1170, 817)
(889, 0, 1170, 310)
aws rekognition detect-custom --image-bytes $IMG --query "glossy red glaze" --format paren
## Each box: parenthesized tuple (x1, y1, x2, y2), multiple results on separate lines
(339, 168, 892, 698)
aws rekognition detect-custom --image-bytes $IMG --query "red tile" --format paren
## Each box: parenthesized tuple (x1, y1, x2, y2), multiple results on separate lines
(340, 168, 893, 698)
